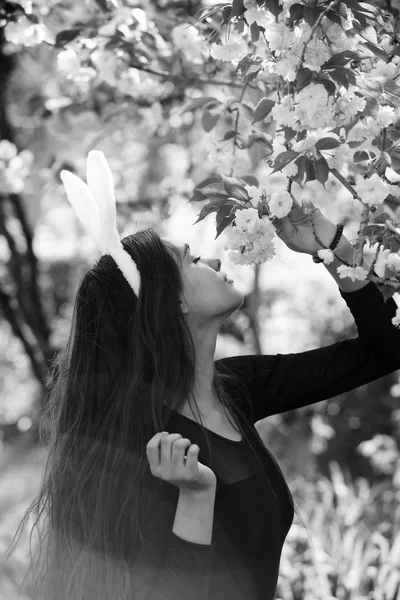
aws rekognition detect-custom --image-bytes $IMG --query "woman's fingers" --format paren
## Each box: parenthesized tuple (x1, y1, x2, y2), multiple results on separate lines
(271, 196, 312, 239)
(146, 431, 170, 467)
(171, 438, 192, 467)
(160, 433, 182, 464)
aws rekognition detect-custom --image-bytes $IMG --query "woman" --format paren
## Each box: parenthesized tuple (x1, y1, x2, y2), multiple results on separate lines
(3, 156, 400, 600)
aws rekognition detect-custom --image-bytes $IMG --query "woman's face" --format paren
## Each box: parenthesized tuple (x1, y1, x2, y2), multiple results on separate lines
(165, 238, 244, 322)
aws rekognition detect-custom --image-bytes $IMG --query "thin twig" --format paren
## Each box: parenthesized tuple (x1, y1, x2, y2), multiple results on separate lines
(230, 82, 249, 176)
(297, 0, 340, 70)
(354, 204, 370, 266)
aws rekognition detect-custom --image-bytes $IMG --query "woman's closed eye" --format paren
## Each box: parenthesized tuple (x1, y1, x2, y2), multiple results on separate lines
(193, 256, 202, 264)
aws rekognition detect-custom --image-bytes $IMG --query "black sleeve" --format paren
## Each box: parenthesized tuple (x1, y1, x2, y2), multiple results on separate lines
(131, 497, 215, 599)
(217, 281, 400, 422)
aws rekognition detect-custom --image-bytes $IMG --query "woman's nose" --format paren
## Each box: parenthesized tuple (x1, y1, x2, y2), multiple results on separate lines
(204, 257, 221, 271)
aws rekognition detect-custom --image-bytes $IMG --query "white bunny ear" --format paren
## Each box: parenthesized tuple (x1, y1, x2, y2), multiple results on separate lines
(86, 150, 120, 249)
(60, 170, 103, 250)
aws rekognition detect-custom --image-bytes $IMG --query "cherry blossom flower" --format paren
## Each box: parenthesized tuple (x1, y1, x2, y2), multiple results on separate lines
(244, 185, 263, 207)
(317, 249, 335, 265)
(376, 105, 396, 128)
(269, 190, 293, 218)
(354, 173, 390, 207)
(336, 265, 369, 281)
(334, 92, 367, 125)
(387, 253, 400, 273)
(224, 211, 276, 265)
(210, 27, 248, 63)
(295, 84, 336, 130)
(347, 117, 381, 143)
(392, 308, 400, 329)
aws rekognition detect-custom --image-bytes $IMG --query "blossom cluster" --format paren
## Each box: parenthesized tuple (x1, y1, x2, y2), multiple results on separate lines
(200, 1, 400, 294)
(224, 207, 276, 265)
(3, 0, 400, 321)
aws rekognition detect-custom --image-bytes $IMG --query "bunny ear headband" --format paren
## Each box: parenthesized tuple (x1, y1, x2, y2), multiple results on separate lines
(60, 150, 141, 297)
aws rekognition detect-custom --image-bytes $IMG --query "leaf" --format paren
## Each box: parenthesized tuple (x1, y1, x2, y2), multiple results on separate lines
(346, 69, 357, 86)
(296, 68, 314, 92)
(362, 40, 389, 61)
(216, 203, 235, 225)
(201, 108, 220, 132)
(193, 200, 228, 225)
(350, 22, 388, 61)
(252, 98, 275, 124)
(377, 79, 400, 99)
(215, 203, 235, 231)
(372, 211, 393, 225)
(190, 177, 223, 202)
(234, 19, 245, 34)
(248, 131, 273, 150)
(181, 97, 219, 113)
(325, 9, 343, 26)
(353, 150, 373, 162)
(337, 2, 348, 18)
(358, 2, 380, 15)
(55, 28, 82, 48)
(25, 13, 40, 24)
(222, 5, 232, 23)
(362, 224, 386, 237)
(348, 140, 363, 149)
(304, 5, 321, 26)
(271, 151, 300, 173)
(231, 0, 246, 17)
(304, 156, 316, 182)
(196, 177, 223, 189)
(315, 155, 330, 186)
(265, 0, 282, 18)
(283, 126, 297, 144)
(215, 212, 236, 239)
(221, 174, 250, 202)
(195, 182, 227, 199)
(235, 54, 253, 76)
(329, 67, 350, 89)
(319, 78, 336, 95)
(243, 65, 261, 83)
(322, 50, 360, 69)
(378, 283, 398, 302)
(238, 102, 255, 121)
(289, 3, 305, 21)
(297, 129, 308, 142)
(250, 22, 260, 43)
(315, 137, 341, 151)
(241, 175, 259, 187)
(219, 130, 237, 142)
(292, 154, 307, 186)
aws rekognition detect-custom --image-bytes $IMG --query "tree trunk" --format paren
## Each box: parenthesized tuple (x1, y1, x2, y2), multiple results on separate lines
(0, 28, 56, 425)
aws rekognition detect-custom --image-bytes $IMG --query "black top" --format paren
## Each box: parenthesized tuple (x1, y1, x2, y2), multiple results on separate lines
(133, 281, 400, 599)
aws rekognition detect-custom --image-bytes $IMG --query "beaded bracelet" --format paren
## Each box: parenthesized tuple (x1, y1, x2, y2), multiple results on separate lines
(312, 223, 345, 263)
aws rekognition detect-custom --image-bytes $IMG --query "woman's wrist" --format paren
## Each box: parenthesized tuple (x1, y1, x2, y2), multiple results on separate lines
(323, 235, 372, 292)
(329, 235, 357, 264)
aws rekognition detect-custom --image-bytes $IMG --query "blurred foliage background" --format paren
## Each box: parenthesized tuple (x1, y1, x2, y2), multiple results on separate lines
(0, 0, 400, 598)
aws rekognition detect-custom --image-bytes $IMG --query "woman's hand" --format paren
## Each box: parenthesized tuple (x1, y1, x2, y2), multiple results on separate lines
(271, 196, 338, 255)
(146, 432, 217, 494)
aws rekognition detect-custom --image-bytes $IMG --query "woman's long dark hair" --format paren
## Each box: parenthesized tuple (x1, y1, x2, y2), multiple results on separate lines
(1, 227, 307, 599)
